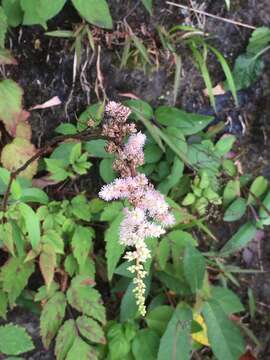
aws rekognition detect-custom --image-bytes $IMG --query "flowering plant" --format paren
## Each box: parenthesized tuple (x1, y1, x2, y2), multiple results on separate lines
(99, 102, 175, 315)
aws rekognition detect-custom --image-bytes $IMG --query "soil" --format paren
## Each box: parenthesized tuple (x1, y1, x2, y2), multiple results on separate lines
(1, 0, 270, 358)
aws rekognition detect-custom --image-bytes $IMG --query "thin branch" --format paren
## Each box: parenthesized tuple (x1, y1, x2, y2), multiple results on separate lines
(166, 2, 256, 30)
(2, 128, 103, 213)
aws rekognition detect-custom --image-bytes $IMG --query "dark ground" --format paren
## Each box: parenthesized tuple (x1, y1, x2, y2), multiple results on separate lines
(1, 0, 270, 358)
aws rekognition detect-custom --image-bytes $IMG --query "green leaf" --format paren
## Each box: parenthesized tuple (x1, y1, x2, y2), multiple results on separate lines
(0, 5, 8, 48)
(0, 289, 8, 319)
(146, 305, 174, 336)
(246, 27, 270, 55)
(132, 329, 159, 360)
(220, 222, 257, 256)
(2, 0, 23, 27)
(45, 30, 75, 38)
(0, 324, 34, 356)
(247, 176, 268, 205)
(84, 139, 112, 158)
(40, 292, 66, 349)
(214, 135, 236, 157)
(100, 201, 123, 222)
(72, 225, 94, 271)
(125, 99, 153, 121)
(55, 320, 77, 360)
(67, 275, 106, 324)
(141, 0, 152, 15)
(258, 191, 270, 225)
(155, 106, 213, 135)
(19, 187, 49, 204)
(183, 245, 205, 292)
(107, 324, 131, 359)
(157, 304, 192, 360)
(105, 213, 125, 280)
(232, 54, 264, 90)
(0, 48, 17, 65)
(223, 198, 247, 222)
(42, 230, 64, 254)
(76, 316, 106, 344)
(202, 299, 245, 360)
(18, 202, 40, 249)
(55, 123, 77, 135)
(0, 257, 34, 305)
(99, 158, 117, 183)
(21, 0, 67, 28)
(71, 0, 112, 29)
(144, 143, 163, 164)
(0, 79, 23, 136)
(71, 194, 92, 221)
(77, 102, 104, 131)
(66, 336, 98, 360)
(223, 179, 240, 207)
(35, 282, 59, 302)
(158, 156, 184, 195)
(157, 237, 170, 270)
(39, 245, 56, 289)
(211, 286, 244, 315)
(69, 143, 82, 164)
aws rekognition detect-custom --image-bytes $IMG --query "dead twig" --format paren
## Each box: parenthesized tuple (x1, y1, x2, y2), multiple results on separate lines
(166, 2, 256, 30)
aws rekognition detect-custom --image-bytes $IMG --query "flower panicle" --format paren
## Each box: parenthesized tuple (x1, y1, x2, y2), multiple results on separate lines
(99, 101, 175, 316)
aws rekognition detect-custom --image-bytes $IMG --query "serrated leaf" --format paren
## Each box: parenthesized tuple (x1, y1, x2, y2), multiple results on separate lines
(202, 299, 245, 360)
(0, 257, 34, 305)
(0, 289, 8, 319)
(55, 320, 77, 360)
(0, 222, 15, 255)
(223, 198, 247, 222)
(0, 324, 34, 355)
(72, 225, 94, 271)
(40, 292, 66, 349)
(35, 282, 59, 302)
(0, 79, 25, 136)
(71, 0, 112, 29)
(157, 304, 192, 360)
(100, 201, 123, 222)
(18, 202, 40, 249)
(67, 275, 106, 324)
(76, 316, 106, 344)
(42, 230, 64, 254)
(105, 213, 125, 280)
(132, 329, 159, 360)
(183, 245, 205, 292)
(232, 54, 264, 90)
(1, 138, 38, 179)
(66, 336, 98, 360)
(220, 222, 257, 256)
(247, 176, 268, 205)
(39, 245, 56, 289)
